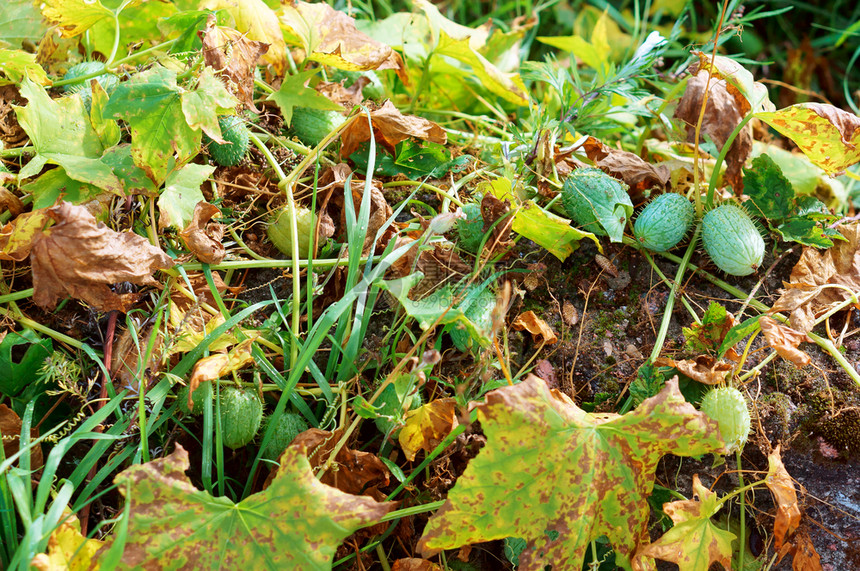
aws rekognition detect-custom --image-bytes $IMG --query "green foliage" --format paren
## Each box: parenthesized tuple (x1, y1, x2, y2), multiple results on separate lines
(266, 68, 342, 126)
(743, 154, 842, 247)
(350, 140, 471, 179)
(701, 204, 766, 276)
(683, 301, 733, 356)
(372, 381, 423, 438)
(560, 167, 632, 242)
(205, 115, 249, 167)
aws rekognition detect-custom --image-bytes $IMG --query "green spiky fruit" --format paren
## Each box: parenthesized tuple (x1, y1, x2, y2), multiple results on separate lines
(633, 193, 695, 252)
(62, 61, 118, 94)
(177, 384, 210, 415)
(261, 412, 310, 461)
(373, 383, 423, 438)
(290, 108, 344, 147)
(450, 286, 496, 352)
(700, 386, 751, 453)
(206, 115, 250, 167)
(457, 203, 484, 253)
(267, 205, 316, 257)
(560, 167, 632, 241)
(219, 387, 263, 449)
(702, 204, 765, 276)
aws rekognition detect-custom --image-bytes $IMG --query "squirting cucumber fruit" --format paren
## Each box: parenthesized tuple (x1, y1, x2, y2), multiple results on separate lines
(219, 387, 263, 449)
(261, 412, 310, 461)
(699, 386, 751, 453)
(560, 167, 632, 242)
(701, 204, 765, 276)
(290, 108, 344, 147)
(456, 203, 484, 253)
(205, 115, 250, 167)
(633, 193, 694, 252)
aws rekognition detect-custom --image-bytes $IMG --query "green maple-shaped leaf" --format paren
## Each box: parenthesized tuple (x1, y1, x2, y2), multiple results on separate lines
(14, 78, 122, 194)
(0, 48, 48, 86)
(102, 65, 202, 185)
(97, 443, 395, 570)
(180, 67, 240, 142)
(634, 475, 735, 571)
(267, 68, 342, 127)
(743, 154, 794, 220)
(417, 375, 728, 570)
(158, 163, 215, 229)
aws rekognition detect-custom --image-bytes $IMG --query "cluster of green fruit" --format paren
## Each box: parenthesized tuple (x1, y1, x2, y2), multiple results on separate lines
(178, 385, 308, 460)
(561, 167, 766, 276)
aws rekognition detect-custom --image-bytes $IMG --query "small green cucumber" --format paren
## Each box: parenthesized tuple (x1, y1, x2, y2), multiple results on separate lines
(290, 108, 344, 147)
(205, 115, 250, 167)
(699, 386, 751, 453)
(219, 387, 263, 449)
(456, 203, 484, 253)
(62, 61, 118, 93)
(560, 167, 632, 242)
(702, 204, 765, 276)
(450, 286, 495, 352)
(267, 205, 316, 257)
(633, 193, 695, 252)
(261, 412, 310, 461)
(177, 384, 209, 415)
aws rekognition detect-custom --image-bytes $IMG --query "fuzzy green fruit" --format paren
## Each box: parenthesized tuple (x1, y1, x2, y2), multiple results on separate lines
(206, 115, 250, 167)
(290, 108, 344, 147)
(702, 204, 765, 276)
(177, 384, 209, 415)
(633, 193, 695, 252)
(219, 387, 263, 449)
(261, 412, 310, 461)
(700, 386, 751, 453)
(560, 167, 632, 241)
(267, 205, 316, 257)
(373, 383, 423, 438)
(457, 203, 484, 253)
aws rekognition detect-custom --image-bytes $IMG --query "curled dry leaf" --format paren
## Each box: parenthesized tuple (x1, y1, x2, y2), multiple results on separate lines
(512, 310, 558, 344)
(480, 193, 515, 256)
(288, 428, 390, 500)
(340, 100, 446, 159)
(179, 201, 225, 265)
(759, 316, 811, 368)
(386, 236, 471, 300)
(771, 225, 860, 334)
(658, 356, 733, 385)
(580, 136, 670, 198)
(674, 54, 757, 193)
(187, 338, 256, 407)
(29, 202, 174, 312)
(399, 398, 458, 462)
(392, 559, 443, 571)
(200, 0, 286, 74)
(199, 14, 269, 113)
(0, 403, 43, 471)
(111, 324, 163, 392)
(278, 1, 405, 79)
(791, 528, 823, 571)
(765, 445, 802, 553)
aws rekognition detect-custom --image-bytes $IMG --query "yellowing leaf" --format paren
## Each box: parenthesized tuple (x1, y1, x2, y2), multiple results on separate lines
(756, 103, 860, 174)
(95, 443, 395, 569)
(0, 48, 48, 85)
(0, 210, 50, 261)
(511, 311, 558, 344)
(200, 0, 286, 74)
(435, 32, 528, 105)
(399, 398, 457, 462)
(41, 0, 114, 38)
(537, 11, 614, 72)
(31, 509, 104, 571)
(634, 475, 735, 571)
(278, 1, 404, 75)
(417, 375, 727, 570)
(187, 338, 257, 400)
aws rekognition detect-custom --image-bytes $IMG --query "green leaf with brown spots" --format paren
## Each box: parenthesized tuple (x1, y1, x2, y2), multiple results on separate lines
(756, 103, 860, 175)
(97, 443, 395, 570)
(634, 475, 735, 571)
(417, 375, 727, 571)
(103, 65, 201, 185)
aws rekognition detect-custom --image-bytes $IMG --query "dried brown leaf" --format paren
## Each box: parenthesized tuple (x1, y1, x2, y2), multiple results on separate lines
(791, 528, 822, 571)
(30, 202, 173, 312)
(199, 14, 269, 113)
(771, 224, 860, 334)
(580, 136, 670, 199)
(0, 403, 43, 471)
(289, 428, 390, 500)
(759, 316, 811, 367)
(340, 101, 446, 159)
(662, 356, 733, 385)
(392, 559, 443, 571)
(674, 59, 752, 193)
(111, 324, 163, 392)
(316, 79, 367, 108)
(480, 193, 514, 256)
(512, 310, 558, 344)
(765, 445, 801, 552)
(179, 202, 225, 265)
